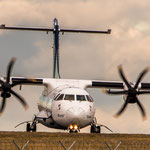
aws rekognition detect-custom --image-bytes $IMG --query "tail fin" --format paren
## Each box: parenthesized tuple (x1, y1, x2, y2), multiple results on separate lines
(53, 46, 61, 78)
(53, 18, 61, 79)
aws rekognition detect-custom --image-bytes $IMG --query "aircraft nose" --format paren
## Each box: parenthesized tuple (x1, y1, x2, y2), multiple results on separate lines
(67, 106, 84, 115)
(66, 106, 85, 123)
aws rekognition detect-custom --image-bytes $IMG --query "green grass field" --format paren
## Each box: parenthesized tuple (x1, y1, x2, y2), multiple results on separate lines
(0, 132, 150, 149)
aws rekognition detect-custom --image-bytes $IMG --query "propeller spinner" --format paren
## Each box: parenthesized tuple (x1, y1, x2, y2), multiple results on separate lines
(0, 58, 28, 114)
(104, 65, 150, 120)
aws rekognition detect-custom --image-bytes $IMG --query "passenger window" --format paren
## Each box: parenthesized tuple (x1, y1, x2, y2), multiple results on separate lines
(77, 95, 86, 101)
(86, 95, 93, 102)
(64, 95, 74, 100)
(57, 94, 64, 101)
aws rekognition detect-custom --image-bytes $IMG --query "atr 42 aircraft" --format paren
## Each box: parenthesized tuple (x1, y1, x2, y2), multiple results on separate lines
(0, 19, 150, 133)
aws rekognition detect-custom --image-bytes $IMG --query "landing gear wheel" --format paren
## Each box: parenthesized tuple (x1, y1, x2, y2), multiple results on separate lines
(32, 124, 37, 132)
(26, 123, 37, 132)
(26, 123, 31, 132)
(96, 126, 101, 133)
(90, 125, 96, 133)
(69, 130, 73, 133)
(90, 125, 101, 133)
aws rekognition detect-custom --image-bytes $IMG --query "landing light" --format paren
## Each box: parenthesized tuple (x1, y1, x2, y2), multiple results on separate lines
(69, 124, 73, 130)
(68, 124, 78, 131)
(74, 124, 78, 130)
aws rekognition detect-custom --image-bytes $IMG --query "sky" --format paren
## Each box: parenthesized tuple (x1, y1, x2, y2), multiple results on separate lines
(0, 0, 150, 133)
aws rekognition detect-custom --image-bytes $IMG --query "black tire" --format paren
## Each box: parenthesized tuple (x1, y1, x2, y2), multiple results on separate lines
(90, 125, 94, 133)
(26, 123, 30, 132)
(69, 130, 73, 133)
(90, 125, 96, 133)
(96, 126, 101, 133)
(32, 124, 37, 132)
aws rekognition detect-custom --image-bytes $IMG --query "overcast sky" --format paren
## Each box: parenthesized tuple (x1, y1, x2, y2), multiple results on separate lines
(0, 0, 150, 133)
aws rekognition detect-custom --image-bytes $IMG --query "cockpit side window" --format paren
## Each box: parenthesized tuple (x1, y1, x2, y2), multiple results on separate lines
(56, 94, 64, 101)
(77, 95, 86, 101)
(86, 95, 93, 102)
(64, 94, 74, 100)
(54, 94, 60, 100)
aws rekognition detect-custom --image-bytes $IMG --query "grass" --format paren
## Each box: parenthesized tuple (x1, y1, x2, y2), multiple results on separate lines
(0, 132, 150, 149)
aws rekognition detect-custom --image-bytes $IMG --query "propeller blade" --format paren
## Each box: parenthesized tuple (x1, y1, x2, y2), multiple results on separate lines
(0, 98, 6, 114)
(136, 97, 146, 120)
(114, 96, 130, 118)
(9, 89, 28, 110)
(118, 65, 131, 89)
(7, 57, 16, 83)
(0, 79, 4, 84)
(134, 67, 150, 90)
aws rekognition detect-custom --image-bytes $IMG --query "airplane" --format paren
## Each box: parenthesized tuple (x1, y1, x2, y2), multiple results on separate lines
(0, 18, 150, 133)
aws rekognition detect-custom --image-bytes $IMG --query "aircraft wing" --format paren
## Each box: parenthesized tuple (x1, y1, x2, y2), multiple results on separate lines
(10, 77, 150, 90)
(88, 80, 150, 90)
(90, 80, 124, 89)
(11, 77, 44, 87)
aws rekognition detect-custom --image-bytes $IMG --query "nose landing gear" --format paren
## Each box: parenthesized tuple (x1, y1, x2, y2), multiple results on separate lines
(90, 124, 101, 133)
(68, 124, 80, 133)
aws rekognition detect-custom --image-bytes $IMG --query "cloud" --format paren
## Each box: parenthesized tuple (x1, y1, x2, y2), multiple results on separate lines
(135, 22, 150, 32)
(23, 41, 53, 77)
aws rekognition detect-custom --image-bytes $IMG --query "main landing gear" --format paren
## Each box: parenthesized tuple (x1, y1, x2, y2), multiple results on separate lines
(15, 115, 38, 132)
(90, 124, 101, 133)
(26, 122, 37, 132)
(90, 117, 113, 134)
(26, 116, 37, 132)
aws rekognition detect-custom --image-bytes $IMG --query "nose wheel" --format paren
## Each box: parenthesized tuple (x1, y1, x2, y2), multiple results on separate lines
(68, 124, 79, 133)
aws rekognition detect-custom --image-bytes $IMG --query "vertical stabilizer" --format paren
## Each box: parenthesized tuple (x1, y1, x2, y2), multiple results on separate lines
(53, 18, 61, 79)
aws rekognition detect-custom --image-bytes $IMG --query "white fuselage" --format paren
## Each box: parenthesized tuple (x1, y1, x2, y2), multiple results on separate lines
(37, 79, 95, 130)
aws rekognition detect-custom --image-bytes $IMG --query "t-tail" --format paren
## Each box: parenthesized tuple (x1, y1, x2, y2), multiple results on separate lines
(0, 18, 111, 79)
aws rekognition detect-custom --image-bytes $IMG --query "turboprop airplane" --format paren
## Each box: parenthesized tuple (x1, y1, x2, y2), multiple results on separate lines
(0, 19, 150, 133)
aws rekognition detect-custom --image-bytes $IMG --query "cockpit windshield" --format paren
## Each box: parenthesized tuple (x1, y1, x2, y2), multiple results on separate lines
(76, 95, 86, 101)
(54, 94, 64, 101)
(54, 93, 93, 102)
(64, 94, 75, 100)
(86, 95, 93, 102)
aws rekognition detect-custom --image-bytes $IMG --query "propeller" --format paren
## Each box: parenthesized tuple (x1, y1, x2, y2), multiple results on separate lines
(0, 57, 28, 114)
(104, 65, 150, 120)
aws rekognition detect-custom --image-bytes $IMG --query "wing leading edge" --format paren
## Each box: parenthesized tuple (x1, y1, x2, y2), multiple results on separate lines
(10, 77, 150, 90)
